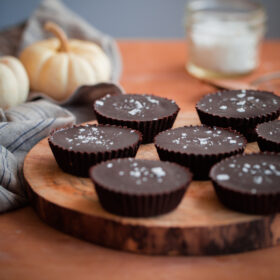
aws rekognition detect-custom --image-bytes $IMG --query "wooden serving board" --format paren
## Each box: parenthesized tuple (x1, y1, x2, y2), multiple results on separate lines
(23, 112, 280, 256)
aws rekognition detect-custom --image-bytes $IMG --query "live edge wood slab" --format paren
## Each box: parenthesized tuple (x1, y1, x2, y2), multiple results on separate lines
(2, 41, 280, 280)
(23, 112, 280, 256)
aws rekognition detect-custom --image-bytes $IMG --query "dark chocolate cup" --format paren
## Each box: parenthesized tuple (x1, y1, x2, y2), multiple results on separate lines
(48, 124, 142, 177)
(154, 126, 246, 180)
(196, 106, 280, 142)
(196, 90, 280, 142)
(94, 96, 180, 144)
(210, 153, 280, 214)
(256, 121, 280, 152)
(95, 111, 178, 144)
(90, 160, 192, 217)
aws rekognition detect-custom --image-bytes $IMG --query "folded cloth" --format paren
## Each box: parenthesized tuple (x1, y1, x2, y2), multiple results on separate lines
(0, 100, 75, 213)
(0, 0, 123, 213)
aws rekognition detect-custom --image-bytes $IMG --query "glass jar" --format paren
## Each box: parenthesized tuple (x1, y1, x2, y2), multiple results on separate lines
(185, 0, 266, 79)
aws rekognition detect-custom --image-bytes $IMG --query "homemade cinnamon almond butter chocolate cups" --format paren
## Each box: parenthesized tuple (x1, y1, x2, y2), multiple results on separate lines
(210, 153, 280, 214)
(93, 94, 179, 143)
(154, 125, 246, 180)
(256, 119, 280, 152)
(196, 90, 280, 142)
(48, 124, 141, 177)
(89, 158, 192, 217)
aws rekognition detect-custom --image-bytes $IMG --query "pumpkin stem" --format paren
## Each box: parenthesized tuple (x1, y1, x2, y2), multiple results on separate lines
(44, 21, 69, 52)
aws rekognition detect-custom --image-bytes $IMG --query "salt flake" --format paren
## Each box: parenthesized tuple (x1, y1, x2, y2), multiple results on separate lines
(217, 174, 230, 181)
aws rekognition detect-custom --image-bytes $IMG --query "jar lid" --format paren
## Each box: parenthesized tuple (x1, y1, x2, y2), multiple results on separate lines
(185, 0, 266, 27)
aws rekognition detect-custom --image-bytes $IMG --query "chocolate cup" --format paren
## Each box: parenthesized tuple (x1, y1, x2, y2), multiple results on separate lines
(90, 159, 192, 217)
(93, 95, 180, 144)
(196, 106, 280, 142)
(154, 126, 246, 180)
(95, 111, 179, 144)
(196, 90, 280, 142)
(48, 124, 142, 177)
(256, 121, 280, 152)
(210, 152, 280, 214)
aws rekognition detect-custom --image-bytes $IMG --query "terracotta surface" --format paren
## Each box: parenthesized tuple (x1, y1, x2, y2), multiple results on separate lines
(23, 113, 278, 256)
(1, 40, 280, 279)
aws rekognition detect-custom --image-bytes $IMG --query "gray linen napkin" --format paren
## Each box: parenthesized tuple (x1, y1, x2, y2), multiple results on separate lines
(0, 100, 75, 213)
(0, 0, 123, 212)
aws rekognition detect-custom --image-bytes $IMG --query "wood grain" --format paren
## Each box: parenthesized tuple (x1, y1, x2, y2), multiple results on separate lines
(23, 112, 280, 255)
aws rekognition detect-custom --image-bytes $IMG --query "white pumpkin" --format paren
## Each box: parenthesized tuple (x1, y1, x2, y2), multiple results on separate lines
(0, 56, 29, 110)
(20, 22, 112, 101)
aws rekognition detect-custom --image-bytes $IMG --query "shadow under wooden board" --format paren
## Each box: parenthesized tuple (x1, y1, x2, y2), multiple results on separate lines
(23, 112, 280, 256)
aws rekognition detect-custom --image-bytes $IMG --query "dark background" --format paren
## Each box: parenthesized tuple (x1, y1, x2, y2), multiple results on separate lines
(0, 0, 279, 38)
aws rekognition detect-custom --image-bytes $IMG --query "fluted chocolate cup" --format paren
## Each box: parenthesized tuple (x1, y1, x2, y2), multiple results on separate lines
(154, 125, 247, 180)
(48, 124, 142, 177)
(90, 158, 192, 217)
(256, 120, 280, 152)
(196, 90, 280, 142)
(210, 153, 280, 214)
(93, 93, 180, 144)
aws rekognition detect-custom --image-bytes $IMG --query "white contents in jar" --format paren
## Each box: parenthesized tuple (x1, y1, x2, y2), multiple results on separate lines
(189, 19, 262, 74)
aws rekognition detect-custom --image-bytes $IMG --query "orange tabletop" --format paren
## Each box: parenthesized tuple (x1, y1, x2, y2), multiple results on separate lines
(1, 40, 280, 280)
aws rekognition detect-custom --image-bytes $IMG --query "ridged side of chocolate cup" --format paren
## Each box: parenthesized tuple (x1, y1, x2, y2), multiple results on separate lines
(256, 137, 280, 152)
(48, 125, 142, 177)
(212, 180, 280, 214)
(196, 106, 280, 142)
(94, 183, 188, 217)
(93, 97, 180, 144)
(210, 153, 280, 214)
(90, 159, 192, 217)
(154, 126, 246, 180)
(155, 146, 244, 180)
